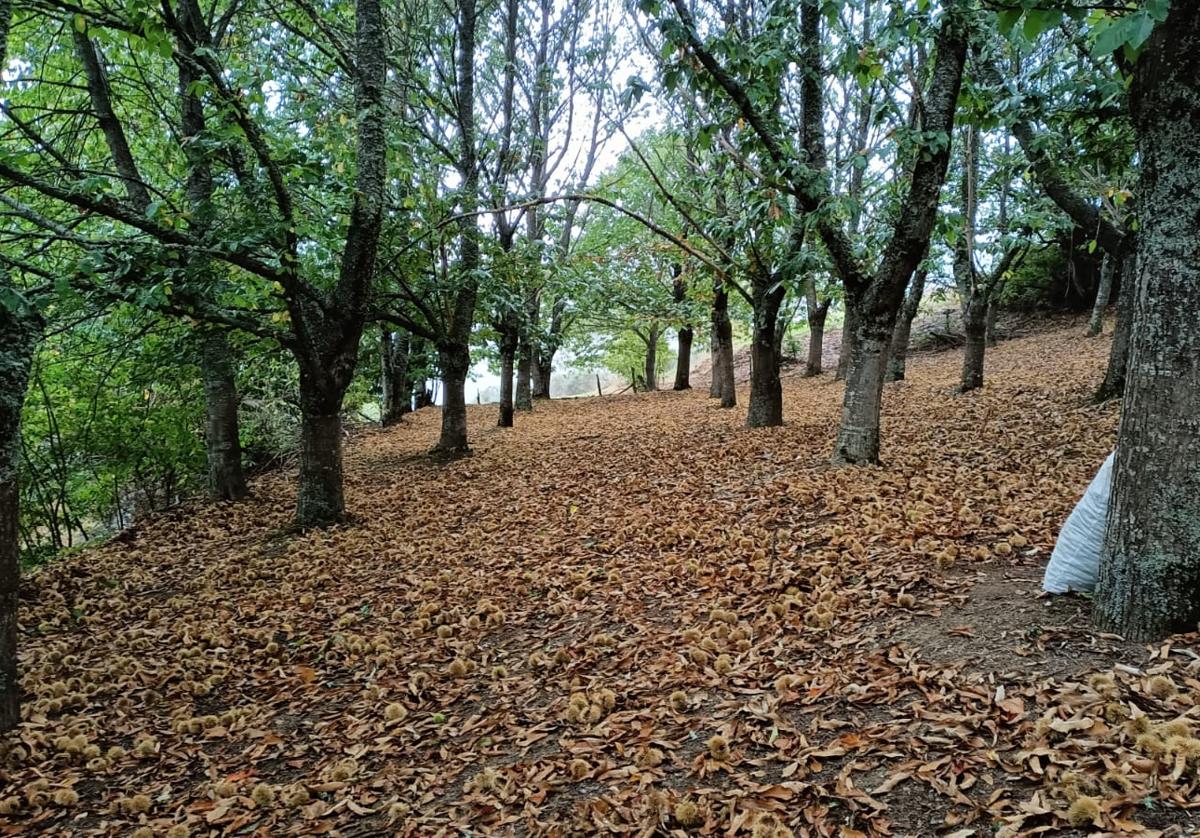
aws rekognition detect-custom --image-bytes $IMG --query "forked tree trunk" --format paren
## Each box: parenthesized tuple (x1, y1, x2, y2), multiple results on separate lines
(674, 325, 693, 390)
(959, 295, 987, 392)
(805, 299, 829, 377)
(1095, 250, 1134, 402)
(1094, 5, 1200, 641)
(435, 343, 471, 454)
(1088, 254, 1115, 336)
(0, 301, 40, 732)
(199, 328, 247, 500)
(886, 267, 926, 382)
(747, 284, 785, 427)
(831, 307, 889, 463)
(836, 304, 857, 381)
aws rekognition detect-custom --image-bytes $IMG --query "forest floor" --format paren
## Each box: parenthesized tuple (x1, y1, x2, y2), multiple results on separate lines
(4, 315, 1200, 837)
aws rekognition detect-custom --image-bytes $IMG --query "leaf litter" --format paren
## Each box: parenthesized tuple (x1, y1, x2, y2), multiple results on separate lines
(1, 317, 1198, 836)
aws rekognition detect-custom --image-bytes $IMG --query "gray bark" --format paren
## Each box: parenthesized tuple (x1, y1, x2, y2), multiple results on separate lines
(1095, 4, 1200, 641)
(1095, 250, 1135, 402)
(1088, 254, 1115, 336)
(831, 4, 969, 463)
(642, 326, 659, 392)
(199, 328, 246, 499)
(805, 299, 829, 377)
(515, 337, 533, 409)
(436, 343, 471, 453)
(835, 304, 857, 381)
(710, 281, 735, 408)
(747, 277, 785, 427)
(381, 330, 411, 425)
(293, 0, 387, 524)
(886, 267, 926, 382)
(434, 0, 480, 455)
(0, 294, 40, 732)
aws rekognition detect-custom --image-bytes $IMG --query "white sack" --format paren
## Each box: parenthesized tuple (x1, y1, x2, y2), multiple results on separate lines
(1042, 452, 1115, 594)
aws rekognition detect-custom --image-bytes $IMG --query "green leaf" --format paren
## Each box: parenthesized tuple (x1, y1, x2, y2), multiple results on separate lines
(1023, 9, 1061, 42)
(73, 13, 87, 33)
(1092, 16, 1131, 57)
(997, 9, 1021, 36)
(1087, 239, 1098, 254)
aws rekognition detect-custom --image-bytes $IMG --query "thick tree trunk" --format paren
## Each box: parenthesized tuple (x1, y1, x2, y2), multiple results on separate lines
(643, 327, 659, 392)
(1094, 6, 1200, 641)
(515, 338, 533, 410)
(0, 302, 39, 732)
(831, 308, 889, 463)
(435, 343, 471, 454)
(673, 326, 693, 390)
(959, 296, 987, 392)
(199, 328, 247, 500)
(805, 299, 829, 377)
(1088, 254, 1115, 336)
(1095, 250, 1134, 402)
(296, 407, 345, 527)
(747, 284, 785, 427)
(886, 268, 926, 382)
(710, 283, 736, 407)
(836, 305, 857, 381)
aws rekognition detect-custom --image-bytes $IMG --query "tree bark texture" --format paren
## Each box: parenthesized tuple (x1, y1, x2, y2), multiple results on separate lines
(1094, 4, 1200, 641)
(199, 328, 247, 499)
(886, 267, 926, 382)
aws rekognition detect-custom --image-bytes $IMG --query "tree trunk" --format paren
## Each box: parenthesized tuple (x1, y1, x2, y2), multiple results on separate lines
(296, 405, 345, 527)
(959, 296, 987, 392)
(496, 316, 518, 427)
(747, 286, 785, 428)
(381, 330, 411, 425)
(836, 304, 857, 381)
(710, 282, 736, 407)
(1094, 5, 1200, 641)
(831, 306, 889, 463)
(199, 328, 247, 500)
(1095, 250, 1134, 402)
(886, 267, 926, 382)
(498, 348, 514, 427)
(805, 299, 829, 377)
(985, 296, 1000, 346)
(1088, 254, 1115, 336)
(515, 338, 533, 410)
(673, 326, 693, 390)
(643, 327, 659, 392)
(0, 301, 40, 732)
(535, 355, 553, 399)
(435, 343, 471, 454)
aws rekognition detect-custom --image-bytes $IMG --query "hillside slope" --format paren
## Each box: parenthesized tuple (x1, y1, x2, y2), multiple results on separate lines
(3, 318, 1197, 837)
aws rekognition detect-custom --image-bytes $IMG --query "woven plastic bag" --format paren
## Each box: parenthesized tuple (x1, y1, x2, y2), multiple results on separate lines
(1042, 452, 1115, 594)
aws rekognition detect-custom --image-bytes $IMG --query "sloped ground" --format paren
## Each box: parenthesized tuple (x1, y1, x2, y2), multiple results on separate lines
(2, 318, 1198, 837)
